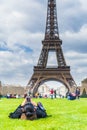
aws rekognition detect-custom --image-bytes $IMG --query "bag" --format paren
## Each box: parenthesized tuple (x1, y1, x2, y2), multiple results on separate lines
(37, 102, 46, 111)
(9, 105, 22, 119)
(36, 102, 47, 118)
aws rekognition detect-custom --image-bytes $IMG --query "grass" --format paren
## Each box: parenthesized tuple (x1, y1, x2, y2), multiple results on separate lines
(0, 98, 87, 130)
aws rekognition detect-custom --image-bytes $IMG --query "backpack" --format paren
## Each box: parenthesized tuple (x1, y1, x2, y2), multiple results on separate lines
(9, 105, 23, 119)
(36, 102, 47, 118)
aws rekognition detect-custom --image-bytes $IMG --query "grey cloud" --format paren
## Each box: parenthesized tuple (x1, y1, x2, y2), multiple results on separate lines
(61, 24, 87, 53)
(57, 0, 87, 32)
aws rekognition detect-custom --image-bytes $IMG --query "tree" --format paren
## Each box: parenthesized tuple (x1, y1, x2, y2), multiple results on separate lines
(81, 88, 87, 98)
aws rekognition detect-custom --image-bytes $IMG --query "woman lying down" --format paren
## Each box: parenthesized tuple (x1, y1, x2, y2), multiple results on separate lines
(9, 96, 47, 120)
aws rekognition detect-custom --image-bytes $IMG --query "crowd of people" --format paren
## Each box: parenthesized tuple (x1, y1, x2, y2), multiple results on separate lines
(49, 87, 80, 100)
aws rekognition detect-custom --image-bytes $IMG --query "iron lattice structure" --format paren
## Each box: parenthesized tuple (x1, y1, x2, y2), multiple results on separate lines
(26, 0, 76, 96)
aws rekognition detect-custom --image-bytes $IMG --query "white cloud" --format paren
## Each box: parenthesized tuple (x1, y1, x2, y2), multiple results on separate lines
(62, 24, 87, 40)
(79, 0, 87, 11)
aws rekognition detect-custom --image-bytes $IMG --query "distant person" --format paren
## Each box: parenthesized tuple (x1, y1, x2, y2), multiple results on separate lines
(67, 92, 76, 100)
(54, 90, 56, 98)
(35, 92, 39, 98)
(75, 87, 80, 99)
(50, 89, 54, 99)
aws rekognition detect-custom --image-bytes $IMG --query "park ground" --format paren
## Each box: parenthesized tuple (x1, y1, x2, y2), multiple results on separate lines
(0, 98, 87, 130)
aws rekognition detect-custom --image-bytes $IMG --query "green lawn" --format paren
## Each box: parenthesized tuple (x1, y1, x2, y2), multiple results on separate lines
(0, 98, 87, 130)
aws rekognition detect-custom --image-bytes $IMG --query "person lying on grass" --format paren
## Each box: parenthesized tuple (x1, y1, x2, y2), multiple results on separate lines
(67, 92, 76, 100)
(9, 95, 47, 120)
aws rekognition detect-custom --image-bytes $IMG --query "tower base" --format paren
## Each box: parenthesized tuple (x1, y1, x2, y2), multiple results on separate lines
(26, 66, 76, 96)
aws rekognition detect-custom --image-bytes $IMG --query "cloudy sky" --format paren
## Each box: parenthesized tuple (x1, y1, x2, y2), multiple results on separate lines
(0, 0, 87, 87)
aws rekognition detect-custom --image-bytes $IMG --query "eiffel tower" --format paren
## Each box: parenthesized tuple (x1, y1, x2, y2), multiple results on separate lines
(26, 0, 76, 96)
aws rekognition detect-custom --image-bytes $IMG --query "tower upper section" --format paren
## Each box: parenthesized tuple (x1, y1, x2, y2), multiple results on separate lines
(45, 0, 59, 40)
